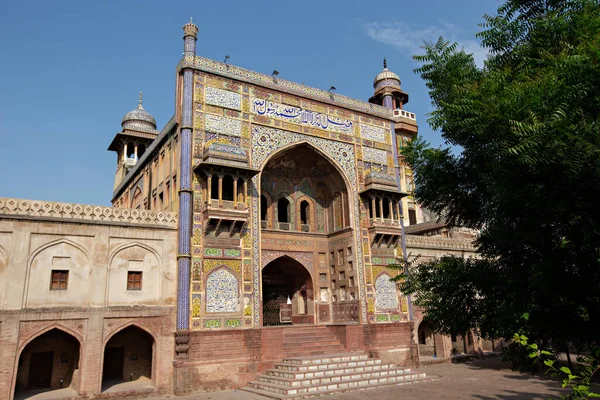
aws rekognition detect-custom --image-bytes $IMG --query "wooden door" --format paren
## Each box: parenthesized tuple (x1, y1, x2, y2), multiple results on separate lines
(28, 352, 54, 389)
(103, 347, 124, 381)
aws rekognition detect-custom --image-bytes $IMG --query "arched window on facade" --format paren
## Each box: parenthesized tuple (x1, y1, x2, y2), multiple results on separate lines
(277, 197, 290, 223)
(300, 200, 310, 225)
(260, 195, 268, 221)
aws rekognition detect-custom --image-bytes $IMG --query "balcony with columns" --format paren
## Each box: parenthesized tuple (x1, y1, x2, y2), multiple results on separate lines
(196, 166, 259, 238)
(360, 171, 408, 248)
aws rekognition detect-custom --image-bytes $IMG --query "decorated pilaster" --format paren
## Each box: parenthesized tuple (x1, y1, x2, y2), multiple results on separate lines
(176, 20, 198, 336)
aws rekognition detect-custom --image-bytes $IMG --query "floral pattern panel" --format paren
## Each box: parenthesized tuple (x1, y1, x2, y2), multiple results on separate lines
(375, 273, 398, 310)
(206, 268, 240, 313)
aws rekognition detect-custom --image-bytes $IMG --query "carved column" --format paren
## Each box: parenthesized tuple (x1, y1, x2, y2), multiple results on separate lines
(123, 143, 128, 161)
(207, 173, 212, 203)
(218, 174, 223, 207)
(233, 176, 238, 209)
(243, 179, 248, 209)
(389, 199, 394, 222)
(371, 196, 376, 219)
(379, 197, 384, 222)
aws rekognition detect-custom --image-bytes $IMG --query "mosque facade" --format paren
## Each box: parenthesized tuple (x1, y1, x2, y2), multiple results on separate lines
(0, 22, 478, 399)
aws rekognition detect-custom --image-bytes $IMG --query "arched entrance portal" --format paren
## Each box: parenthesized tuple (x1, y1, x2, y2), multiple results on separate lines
(14, 328, 80, 398)
(417, 320, 436, 357)
(262, 256, 314, 326)
(101, 326, 154, 392)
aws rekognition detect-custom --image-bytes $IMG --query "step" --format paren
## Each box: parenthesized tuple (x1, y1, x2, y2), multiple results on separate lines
(248, 371, 428, 396)
(274, 358, 382, 373)
(283, 339, 342, 347)
(284, 344, 345, 352)
(267, 362, 395, 379)
(241, 375, 441, 400)
(283, 335, 340, 342)
(259, 366, 414, 387)
(280, 353, 369, 365)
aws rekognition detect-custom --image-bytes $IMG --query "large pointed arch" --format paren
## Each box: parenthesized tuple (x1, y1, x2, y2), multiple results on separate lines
(261, 255, 314, 326)
(257, 140, 355, 194)
(13, 326, 82, 398)
(23, 238, 91, 308)
(101, 322, 156, 392)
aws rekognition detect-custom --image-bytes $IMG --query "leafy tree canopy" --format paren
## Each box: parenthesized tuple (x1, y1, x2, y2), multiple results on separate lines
(400, 0, 600, 353)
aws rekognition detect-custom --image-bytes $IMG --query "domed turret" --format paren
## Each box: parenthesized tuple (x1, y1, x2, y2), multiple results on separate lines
(373, 58, 401, 89)
(369, 59, 409, 109)
(121, 92, 157, 132)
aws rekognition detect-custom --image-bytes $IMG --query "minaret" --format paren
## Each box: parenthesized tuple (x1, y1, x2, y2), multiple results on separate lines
(175, 19, 198, 335)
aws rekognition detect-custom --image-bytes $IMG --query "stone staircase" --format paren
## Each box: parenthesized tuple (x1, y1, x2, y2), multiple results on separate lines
(282, 326, 346, 357)
(242, 352, 437, 399)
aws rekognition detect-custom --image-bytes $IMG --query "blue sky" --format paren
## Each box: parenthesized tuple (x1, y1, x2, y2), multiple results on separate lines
(0, 0, 498, 206)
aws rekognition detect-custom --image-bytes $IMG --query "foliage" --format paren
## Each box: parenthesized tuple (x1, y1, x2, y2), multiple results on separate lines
(514, 334, 600, 398)
(401, 0, 600, 360)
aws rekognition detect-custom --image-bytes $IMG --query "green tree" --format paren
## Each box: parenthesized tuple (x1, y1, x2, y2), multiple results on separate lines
(400, 0, 600, 357)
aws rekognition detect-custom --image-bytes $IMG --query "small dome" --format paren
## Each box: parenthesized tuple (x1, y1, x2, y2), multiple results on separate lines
(373, 58, 401, 88)
(121, 92, 157, 132)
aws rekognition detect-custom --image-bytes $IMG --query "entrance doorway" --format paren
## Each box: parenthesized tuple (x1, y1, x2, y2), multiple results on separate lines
(101, 325, 154, 392)
(102, 347, 124, 381)
(28, 352, 53, 389)
(14, 328, 80, 397)
(262, 256, 314, 326)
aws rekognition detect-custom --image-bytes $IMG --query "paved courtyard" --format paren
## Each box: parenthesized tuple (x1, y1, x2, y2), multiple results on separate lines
(159, 358, 568, 400)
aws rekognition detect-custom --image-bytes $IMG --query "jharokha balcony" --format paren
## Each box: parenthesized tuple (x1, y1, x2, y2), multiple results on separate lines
(359, 171, 408, 248)
(196, 167, 258, 238)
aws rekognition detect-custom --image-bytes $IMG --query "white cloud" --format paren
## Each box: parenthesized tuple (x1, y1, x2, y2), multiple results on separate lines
(364, 21, 487, 67)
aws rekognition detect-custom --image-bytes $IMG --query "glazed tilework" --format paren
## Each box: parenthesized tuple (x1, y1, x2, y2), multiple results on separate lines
(362, 147, 388, 165)
(205, 114, 242, 137)
(205, 86, 241, 110)
(375, 273, 399, 310)
(204, 259, 241, 274)
(251, 125, 368, 324)
(360, 124, 387, 143)
(206, 268, 240, 313)
(251, 126, 356, 189)
(185, 55, 394, 119)
(251, 98, 353, 134)
(261, 251, 313, 272)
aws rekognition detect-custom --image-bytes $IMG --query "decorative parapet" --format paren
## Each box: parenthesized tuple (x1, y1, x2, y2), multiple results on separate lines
(405, 234, 476, 252)
(180, 54, 395, 120)
(0, 198, 177, 228)
(393, 109, 416, 121)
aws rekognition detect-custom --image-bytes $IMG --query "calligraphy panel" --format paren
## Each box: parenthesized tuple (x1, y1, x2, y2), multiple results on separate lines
(205, 114, 242, 137)
(251, 98, 353, 134)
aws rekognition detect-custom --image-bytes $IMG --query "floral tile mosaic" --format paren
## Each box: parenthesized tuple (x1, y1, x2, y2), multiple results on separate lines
(206, 268, 240, 313)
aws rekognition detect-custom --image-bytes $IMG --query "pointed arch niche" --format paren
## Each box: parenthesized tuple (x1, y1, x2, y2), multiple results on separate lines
(260, 144, 350, 234)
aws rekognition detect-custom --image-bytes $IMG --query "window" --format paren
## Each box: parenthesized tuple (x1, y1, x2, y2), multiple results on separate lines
(277, 197, 290, 223)
(127, 271, 143, 290)
(50, 270, 69, 290)
(260, 195, 268, 221)
(408, 209, 417, 225)
(300, 200, 310, 224)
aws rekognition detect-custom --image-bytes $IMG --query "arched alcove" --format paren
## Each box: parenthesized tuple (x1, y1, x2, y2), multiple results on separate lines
(102, 325, 154, 392)
(262, 256, 314, 326)
(205, 268, 240, 313)
(15, 328, 81, 396)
